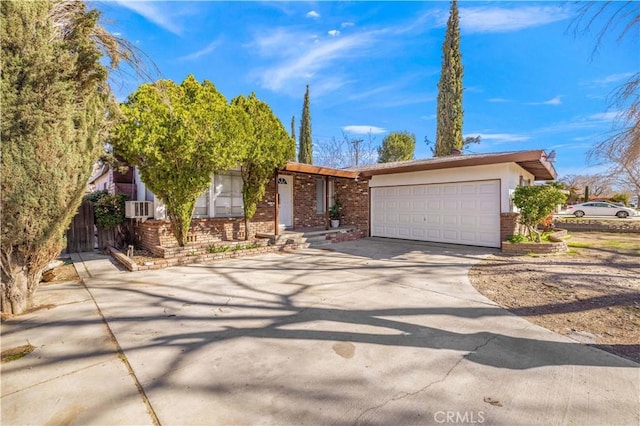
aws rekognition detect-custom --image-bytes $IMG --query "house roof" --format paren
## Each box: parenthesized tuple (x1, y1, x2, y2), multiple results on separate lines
(283, 162, 358, 179)
(348, 150, 557, 180)
(88, 164, 109, 184)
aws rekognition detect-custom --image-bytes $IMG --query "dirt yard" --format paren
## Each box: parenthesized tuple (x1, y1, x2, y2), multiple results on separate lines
(469, 232, 640, 363)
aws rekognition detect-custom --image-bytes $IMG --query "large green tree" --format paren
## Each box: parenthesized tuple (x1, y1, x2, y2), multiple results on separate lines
(434, 0, 464, 157)
(232, 93, 295, 239)
(298, 84, 313, 164)
(377, 131, 416, 163)
(1, 1, 122, 314)
(113, 75, 249, 246)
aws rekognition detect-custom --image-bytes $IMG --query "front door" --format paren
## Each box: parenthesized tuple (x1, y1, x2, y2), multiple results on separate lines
(277, 175, 293, 227)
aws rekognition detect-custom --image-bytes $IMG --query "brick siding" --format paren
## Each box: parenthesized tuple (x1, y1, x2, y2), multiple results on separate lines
(289, 172, 370, 235)
(500, 213, 524, 241)
(134, 173, 370, 252)
(334, 177, 370, 236)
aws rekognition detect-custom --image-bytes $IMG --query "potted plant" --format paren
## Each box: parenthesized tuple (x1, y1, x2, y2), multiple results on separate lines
(329, 200, 343, 228)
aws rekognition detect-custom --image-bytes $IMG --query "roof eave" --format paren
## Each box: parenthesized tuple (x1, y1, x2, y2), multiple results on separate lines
(359, 150, 558, 181)
(282, 162, 358, 179)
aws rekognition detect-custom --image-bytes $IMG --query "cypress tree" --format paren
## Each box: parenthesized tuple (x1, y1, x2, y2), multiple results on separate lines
(1, 1, 112, 314)
(298, 85, 313, 164)
(435, 0, 464, 157)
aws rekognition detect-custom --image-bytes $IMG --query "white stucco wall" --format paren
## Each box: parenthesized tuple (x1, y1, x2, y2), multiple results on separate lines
(368, 163, 535, 213)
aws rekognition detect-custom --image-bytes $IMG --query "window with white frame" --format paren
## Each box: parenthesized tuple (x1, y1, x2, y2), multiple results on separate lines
(315, 178, 334, 214)
(213, 171, 244, 217)
(194, 188, 209, 217)
(193, 171, 244, 218)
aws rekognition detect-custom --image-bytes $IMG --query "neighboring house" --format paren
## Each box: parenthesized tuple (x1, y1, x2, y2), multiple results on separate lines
(88, 164, 111, 193)
(130, 149, 556, 250)
(87, 163, 137, 199)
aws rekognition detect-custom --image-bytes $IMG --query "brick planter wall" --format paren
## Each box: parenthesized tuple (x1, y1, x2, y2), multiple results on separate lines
(135, 218, 275, 254)
(501, 230, 568, 255)
(502, 240, 568, 255)
(109, 239, 285, 272)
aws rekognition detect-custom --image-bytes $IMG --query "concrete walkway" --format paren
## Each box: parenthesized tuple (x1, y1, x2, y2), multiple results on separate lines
(2, 239, 638, 425)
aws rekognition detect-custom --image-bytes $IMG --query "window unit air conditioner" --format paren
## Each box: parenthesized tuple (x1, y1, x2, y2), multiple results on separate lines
(125, 201, 153, 219)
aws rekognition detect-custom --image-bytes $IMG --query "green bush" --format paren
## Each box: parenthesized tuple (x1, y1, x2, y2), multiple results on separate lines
(513, 185, 566, 242)
(85, 191, 128, 229)
(508, 234, 529, 243)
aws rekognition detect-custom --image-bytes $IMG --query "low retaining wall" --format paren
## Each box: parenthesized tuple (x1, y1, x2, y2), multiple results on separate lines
(501, 229, 568, 255)
(108, 238, 299, 272)
(554, 218, 640, 233)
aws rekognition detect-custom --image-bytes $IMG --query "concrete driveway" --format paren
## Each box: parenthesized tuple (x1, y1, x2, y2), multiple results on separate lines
(79, 238, 638, 425)
(3, 238, 636, 425)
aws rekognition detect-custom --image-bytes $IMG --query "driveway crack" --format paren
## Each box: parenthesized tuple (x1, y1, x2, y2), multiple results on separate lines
(353, 335, 498, 424)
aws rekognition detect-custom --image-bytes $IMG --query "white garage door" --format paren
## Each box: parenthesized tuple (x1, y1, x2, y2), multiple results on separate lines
(371, 180, 501, 248)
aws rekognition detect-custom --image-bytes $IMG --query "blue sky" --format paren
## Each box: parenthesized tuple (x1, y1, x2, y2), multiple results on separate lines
(95, 1, 638, 178)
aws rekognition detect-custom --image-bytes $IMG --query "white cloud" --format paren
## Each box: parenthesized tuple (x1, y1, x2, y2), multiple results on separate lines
(465, 133, 531, 143)
(254, 31, 375, 93)
(341, 22, 355, 28)
(487, 98, 509, 103)
(588, 111, 622, 121)
(328, 30, 341, 37)
(251, 28, 303, 57)
(584, 72, 635, 87)
(342, 125, 387, 135)
(347, 84, 397, 101)
(527, 96, 562, 106)
(179, 40, 221, 61)
(374, 94, 435, 108)
(114, 1, 182, 35)
(458, 6, 570, 33)
(306, 10, 320, 19)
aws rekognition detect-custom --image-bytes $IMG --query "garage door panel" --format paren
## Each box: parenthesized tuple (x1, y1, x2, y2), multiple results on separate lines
(427, 199, 441, 209)
(371, 181, 500, 248)
(399, 200, 412, 210)
(398, 187, 411, 197)
(412, 228, 426, 238)
(398, 213, 411, 224)
(443, 199, 457, 209)
(460, 183, 477, 194)
(460, 216, 476, 226)
(412, 186, 426, 196)
(427, 215, 440, 225)
(398, 227, 411, 238)
(442, 216, 458, 225)
(427, 229, 441, 239)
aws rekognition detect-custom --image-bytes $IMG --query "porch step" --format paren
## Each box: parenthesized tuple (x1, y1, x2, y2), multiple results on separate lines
(305, 234, 331, 248)
(256, 231, 307, 248)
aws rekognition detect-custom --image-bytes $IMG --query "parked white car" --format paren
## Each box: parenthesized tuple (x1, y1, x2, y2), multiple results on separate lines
(565, 202, 637, 218)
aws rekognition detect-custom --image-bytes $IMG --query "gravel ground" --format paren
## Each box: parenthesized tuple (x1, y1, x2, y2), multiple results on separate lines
(469, 232, 640, 363)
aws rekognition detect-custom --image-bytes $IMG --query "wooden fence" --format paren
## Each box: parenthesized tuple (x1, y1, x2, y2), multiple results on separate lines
(66, 201, 95, 253)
